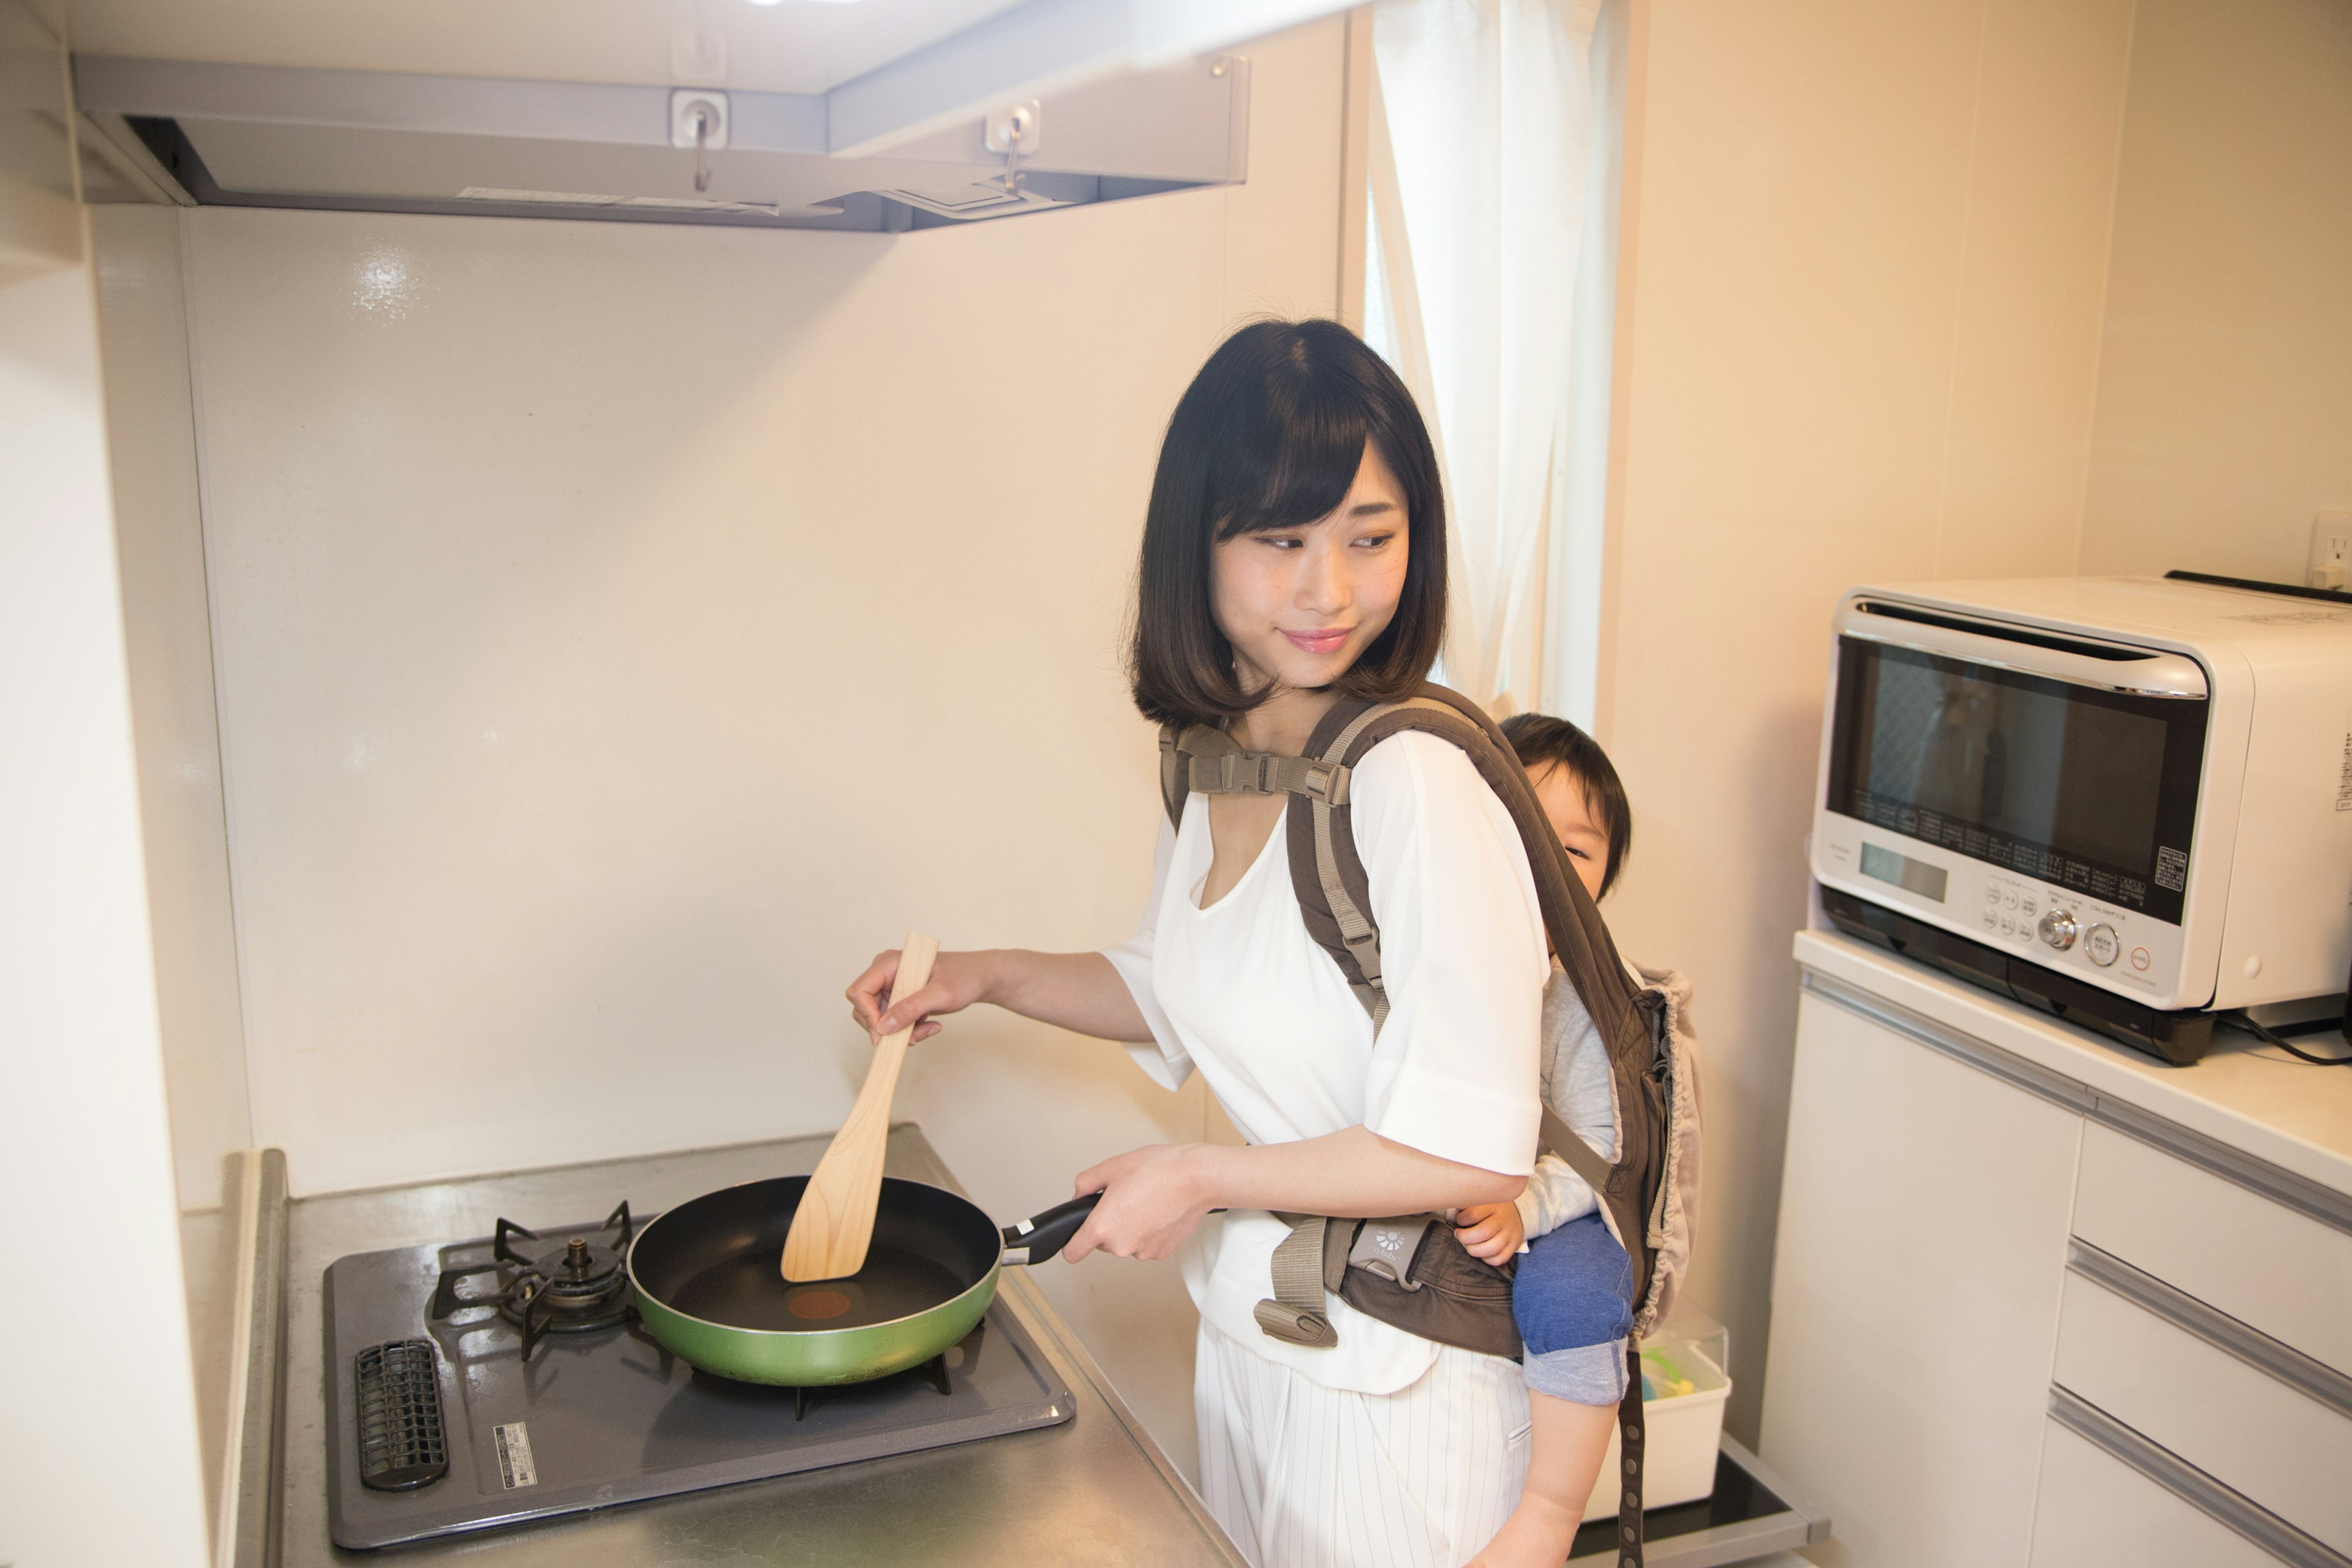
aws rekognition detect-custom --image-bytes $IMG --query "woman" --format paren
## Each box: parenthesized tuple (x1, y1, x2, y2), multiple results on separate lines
(845, 320, 1548, 1568)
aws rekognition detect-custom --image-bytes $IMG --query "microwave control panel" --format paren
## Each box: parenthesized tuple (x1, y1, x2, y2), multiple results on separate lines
(1813, 812, 2191, 1008)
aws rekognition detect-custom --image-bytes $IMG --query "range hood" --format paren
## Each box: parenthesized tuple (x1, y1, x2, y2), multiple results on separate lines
(71, 0, 1353, 230)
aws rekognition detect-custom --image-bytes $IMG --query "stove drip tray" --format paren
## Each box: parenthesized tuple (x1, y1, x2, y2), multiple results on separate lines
(324, 1218, 1076, 1551)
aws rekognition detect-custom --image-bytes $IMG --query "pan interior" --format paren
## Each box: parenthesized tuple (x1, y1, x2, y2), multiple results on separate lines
(633, 1175, 1000, 1335)
(677, 1240, 970, 1332)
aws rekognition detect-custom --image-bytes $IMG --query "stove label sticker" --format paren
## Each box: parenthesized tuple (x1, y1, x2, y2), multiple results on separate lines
(493, 1422, 539, 1490)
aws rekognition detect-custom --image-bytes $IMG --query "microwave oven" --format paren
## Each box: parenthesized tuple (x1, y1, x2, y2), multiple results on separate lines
(1811, 575, 2352, 1064)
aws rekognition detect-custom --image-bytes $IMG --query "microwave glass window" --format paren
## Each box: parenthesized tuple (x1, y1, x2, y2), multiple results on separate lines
(1826, 639, 2207, 925)
(1860, 655, 2167, 872)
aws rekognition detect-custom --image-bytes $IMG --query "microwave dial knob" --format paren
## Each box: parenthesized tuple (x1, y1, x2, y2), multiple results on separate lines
(2037, 909, 2079, 951)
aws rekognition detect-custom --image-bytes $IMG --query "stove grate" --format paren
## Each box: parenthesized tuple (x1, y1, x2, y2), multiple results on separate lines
(429, 1200, 638, 1362)
(790, 1340, 962, 1420)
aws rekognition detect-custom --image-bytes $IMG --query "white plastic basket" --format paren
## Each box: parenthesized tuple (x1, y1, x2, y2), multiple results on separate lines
(1578, 1306, 1732, 1521)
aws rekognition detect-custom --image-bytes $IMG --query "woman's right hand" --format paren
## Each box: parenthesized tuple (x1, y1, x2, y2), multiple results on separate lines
(846, 948, 995, 1044)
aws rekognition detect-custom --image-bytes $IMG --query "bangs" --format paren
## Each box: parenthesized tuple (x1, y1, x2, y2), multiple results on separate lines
(1208, 366, 1376, 540)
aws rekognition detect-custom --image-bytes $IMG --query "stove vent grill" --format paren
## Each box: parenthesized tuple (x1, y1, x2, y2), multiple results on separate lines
(355, 1339, 450, 1492)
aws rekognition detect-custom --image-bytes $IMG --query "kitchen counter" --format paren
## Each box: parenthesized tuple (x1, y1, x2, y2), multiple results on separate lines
(271, 1125, 1246, 1567)
(1795, 929, 2352, 1205)
(242, 1124, 1833, 1567)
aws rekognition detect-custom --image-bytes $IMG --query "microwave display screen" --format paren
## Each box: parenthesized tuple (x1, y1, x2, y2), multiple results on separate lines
(1826, 638, 2207, 924)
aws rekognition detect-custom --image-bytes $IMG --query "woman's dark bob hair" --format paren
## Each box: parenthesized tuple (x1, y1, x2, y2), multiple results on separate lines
(1128, 319, 1447, 729)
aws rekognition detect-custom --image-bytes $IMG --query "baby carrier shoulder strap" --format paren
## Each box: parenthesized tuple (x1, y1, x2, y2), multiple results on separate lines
(1161, 683, 1676, 1566)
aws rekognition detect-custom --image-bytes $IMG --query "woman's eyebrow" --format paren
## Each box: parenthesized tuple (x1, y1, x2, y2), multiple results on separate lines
(1348, 499, 1400, 517)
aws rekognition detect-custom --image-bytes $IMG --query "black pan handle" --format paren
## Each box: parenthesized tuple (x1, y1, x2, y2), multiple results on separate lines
(999, 1193, 1102, 1266)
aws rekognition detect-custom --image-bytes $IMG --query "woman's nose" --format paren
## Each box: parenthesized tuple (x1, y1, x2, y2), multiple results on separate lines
(1293, 538, 1352, 613)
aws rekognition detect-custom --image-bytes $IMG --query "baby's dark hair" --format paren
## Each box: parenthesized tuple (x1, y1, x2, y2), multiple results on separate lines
(1498, 713, 1633, 897)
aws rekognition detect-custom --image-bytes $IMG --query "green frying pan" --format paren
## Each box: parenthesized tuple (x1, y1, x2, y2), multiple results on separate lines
(627, 1175, 1099, 1386)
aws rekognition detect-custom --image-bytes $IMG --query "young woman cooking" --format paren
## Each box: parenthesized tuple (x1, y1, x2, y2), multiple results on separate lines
(844, 320, 1610, 1568)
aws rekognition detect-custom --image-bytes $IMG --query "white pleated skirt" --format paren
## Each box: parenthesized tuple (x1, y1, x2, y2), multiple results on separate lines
(1194, 1321, 1531, 1568)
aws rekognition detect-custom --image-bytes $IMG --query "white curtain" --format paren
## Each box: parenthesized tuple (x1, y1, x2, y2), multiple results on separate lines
(1366, 0, 1603, 718)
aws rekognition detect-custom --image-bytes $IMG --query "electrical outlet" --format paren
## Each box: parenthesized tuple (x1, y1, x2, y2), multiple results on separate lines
(2313, 509, 2352, 591)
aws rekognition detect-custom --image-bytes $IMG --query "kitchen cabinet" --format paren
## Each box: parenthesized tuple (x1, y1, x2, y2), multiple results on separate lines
(1760, 982, 2081, 1568)
(1763, 932, 2352, 1568)
(2025, 1422, 2278, 1568)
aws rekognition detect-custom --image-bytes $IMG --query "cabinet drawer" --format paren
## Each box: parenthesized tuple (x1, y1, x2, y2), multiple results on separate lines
(2053, 1260, 2352, 1555)
(2029, 1419, 2279, 1568)
(2073, 1121, 2352, 1378)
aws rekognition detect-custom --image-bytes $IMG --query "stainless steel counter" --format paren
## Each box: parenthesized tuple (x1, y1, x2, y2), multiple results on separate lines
(258, 1125, 1825, 1566)
(274, 1125, 1246, 1567)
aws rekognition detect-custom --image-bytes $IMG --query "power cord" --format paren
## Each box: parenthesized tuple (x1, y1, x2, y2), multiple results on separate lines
(2229, 1011, 2352, 1066)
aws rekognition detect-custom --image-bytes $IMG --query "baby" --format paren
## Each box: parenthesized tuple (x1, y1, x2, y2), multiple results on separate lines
(1460, 713, 1638, 1568)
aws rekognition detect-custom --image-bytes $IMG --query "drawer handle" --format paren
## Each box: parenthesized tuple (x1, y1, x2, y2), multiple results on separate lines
(2048, 1388, 2351, 1568)
(2067, 1241, 2352, 1423)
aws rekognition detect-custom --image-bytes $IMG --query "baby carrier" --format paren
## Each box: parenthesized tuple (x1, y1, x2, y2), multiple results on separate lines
(1159, 684, 1702, 1567)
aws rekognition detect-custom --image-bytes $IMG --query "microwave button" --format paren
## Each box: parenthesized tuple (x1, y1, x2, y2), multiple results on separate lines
(2086, 924, 2120, 967)
(2037, 909, 2079, 952)
(1999, 914, 2016, 935)
(2021, 896, 2037, 916)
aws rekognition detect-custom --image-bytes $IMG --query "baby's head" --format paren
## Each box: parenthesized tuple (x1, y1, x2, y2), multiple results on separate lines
(1499, 713, 1632, 903)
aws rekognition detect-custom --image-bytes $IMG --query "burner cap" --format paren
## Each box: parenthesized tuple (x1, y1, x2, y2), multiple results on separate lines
(526, 1234, 625, 1298)
(497, 1233, 632, 1336)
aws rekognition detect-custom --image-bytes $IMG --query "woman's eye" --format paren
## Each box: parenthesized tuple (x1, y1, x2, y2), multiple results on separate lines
(1353, 532, 1396, 549)
(1260, 535, 1305, 550)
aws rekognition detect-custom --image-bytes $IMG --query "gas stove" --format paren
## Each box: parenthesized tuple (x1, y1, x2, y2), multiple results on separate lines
(324, 1196, 1075, 1550)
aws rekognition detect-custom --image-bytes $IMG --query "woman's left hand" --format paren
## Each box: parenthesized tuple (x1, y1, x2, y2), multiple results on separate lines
(1061, 1144, 1216, 1263)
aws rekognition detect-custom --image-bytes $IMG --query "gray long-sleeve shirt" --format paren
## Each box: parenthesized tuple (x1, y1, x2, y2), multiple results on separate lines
(1513, 962, 1621, 1238)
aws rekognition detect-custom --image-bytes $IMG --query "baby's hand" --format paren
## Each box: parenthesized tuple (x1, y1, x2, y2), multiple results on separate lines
(1454, 1201, 1525, 1265)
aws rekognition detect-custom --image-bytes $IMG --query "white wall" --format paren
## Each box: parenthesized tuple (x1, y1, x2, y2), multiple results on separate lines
(2078, 0, 2352, 582)
(92, 205, 254, 1215)
(1591, 0, 2139, 1443)
(100, 17, 1345, 1477)
(0, 88, 212, 1568)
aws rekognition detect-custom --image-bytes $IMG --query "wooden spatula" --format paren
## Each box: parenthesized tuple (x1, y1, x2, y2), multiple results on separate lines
(782, 932, 940, 1283)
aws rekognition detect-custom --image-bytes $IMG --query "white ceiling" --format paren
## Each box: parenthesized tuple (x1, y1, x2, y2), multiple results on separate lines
(64, 0, 1032, 94)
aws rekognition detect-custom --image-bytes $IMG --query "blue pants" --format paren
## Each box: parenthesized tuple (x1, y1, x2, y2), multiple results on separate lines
(1514, 1210, 1634, 1404)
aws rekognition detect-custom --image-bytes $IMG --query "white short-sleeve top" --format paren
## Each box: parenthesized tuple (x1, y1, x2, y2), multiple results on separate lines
(1102, 729, 1548, 1394)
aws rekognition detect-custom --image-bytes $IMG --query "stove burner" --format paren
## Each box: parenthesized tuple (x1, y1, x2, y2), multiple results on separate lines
(501, 1229, 628, 1320)
(430, 1201, 636, 1361)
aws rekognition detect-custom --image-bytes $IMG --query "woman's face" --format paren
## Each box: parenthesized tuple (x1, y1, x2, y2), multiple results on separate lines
(1210, 441, 1409, 698)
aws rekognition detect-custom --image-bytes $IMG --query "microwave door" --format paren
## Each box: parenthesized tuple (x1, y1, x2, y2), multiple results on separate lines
(1825, 638, 2209, 928)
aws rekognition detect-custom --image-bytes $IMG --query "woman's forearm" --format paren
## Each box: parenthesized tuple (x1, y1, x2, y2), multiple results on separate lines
(980, 949, 1153, 1043)
(1065, 1124, 1530, 1262)
(1187, 1125, 1525, 1216)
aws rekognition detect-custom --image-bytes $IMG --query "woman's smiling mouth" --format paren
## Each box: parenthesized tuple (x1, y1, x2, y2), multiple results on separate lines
(1281, 627, 1353, 655)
